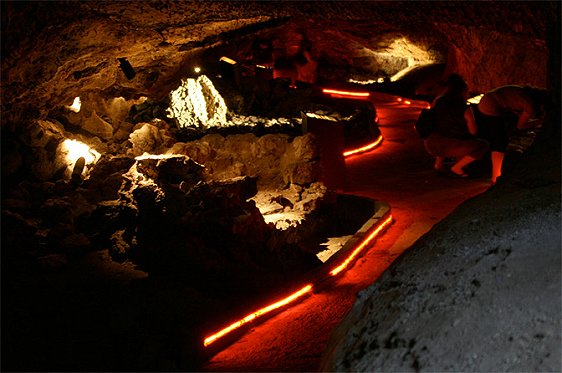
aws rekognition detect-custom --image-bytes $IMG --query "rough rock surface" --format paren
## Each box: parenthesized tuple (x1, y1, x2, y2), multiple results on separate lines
(112, 154, 322, 293)
(320, 108, 561, 372)
(128, 121, 176, 156)
(1, 2, 559, 371)
(168, 132, 318, 188)
(1, 2, 554, 124)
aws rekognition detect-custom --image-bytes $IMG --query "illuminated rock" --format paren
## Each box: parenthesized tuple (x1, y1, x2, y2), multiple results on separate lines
(167, 141, 214, 165)
(283, 161, 319, 186)
(82, 111, 114, 140)
(85, 155, 135, 201)
(134, 154, 204, 185)
(167, 75, 228, 129)
(166, 132, 319, 189)
(281, 133, 319, 185)
(128, 122, 175, 156)
(287, 133, 318, 161)
(153, 156, 204, 185)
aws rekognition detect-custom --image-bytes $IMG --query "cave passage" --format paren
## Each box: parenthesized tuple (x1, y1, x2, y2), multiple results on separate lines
(203, 92, 490, 372)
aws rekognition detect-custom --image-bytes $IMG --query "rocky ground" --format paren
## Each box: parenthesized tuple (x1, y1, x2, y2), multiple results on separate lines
(320, 112, 561, 371)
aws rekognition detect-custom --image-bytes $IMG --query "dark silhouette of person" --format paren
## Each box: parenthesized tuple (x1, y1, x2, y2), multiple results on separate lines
(476, 85, 548, 184)
(424, 74, 489, 177)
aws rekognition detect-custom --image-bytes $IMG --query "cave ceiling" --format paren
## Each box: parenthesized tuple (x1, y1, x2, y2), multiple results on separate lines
(0, 1, 556, 124)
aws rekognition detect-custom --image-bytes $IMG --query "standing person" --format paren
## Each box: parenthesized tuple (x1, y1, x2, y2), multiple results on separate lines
(476, 85, 548, 184)
(424, 74, 489, 177)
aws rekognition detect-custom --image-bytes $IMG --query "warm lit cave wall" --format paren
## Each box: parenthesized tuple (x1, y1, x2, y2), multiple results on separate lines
(1, 2, 553, 126)
(1, 1, 554, 182)
(1, 1, 559, 371)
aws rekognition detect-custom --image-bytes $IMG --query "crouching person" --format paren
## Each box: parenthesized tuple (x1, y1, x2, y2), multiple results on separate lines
(425, 74, 489, 177)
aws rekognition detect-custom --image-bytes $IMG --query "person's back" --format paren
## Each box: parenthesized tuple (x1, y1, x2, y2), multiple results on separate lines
(424, 73, 488, 177)
(432, 93, 470, 139)
(478, 85, 535, 117)
(476, 84, 547, 184)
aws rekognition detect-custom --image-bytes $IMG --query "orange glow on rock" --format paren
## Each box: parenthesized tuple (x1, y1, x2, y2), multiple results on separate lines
(203, 284, 313, 347)
(322, 88, 370, 98)
(329, 214, 393, 276)
(343, 135, 383, 157)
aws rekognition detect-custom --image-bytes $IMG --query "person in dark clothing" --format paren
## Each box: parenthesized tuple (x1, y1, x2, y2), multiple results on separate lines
(476, 85, 547, 184)
(424, 74, 489, 177)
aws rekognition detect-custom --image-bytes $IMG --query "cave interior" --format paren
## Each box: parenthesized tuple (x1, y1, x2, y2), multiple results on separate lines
(1, 1, 560, 371)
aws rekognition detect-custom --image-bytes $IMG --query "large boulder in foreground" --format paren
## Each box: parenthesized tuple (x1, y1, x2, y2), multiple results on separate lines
(320, 113, 561, 372)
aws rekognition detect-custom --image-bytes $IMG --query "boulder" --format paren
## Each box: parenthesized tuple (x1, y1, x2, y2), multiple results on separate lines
(86, 155, 135, 200)
(206, 176, 258, 203)
(200, 134, 226, 149)
(282, 161, 319, 186)
(82, 110, 114, 140)
(109, 229, 135, 262)
(30, 146, 69, 181)
(224, 133, 258, 159)
(20, 119, 65, 149)
(60, 233, 91, 252)
(288, 133, 318, 161)
(128, 122, 175, 156)
(167, 141, 214, 165)
(167, 75, 228, 129)
(41, 197, 73, 224)
(134, 155, 204, 185)
(255, 133, 289, 158)
(105, 97, 135, 129)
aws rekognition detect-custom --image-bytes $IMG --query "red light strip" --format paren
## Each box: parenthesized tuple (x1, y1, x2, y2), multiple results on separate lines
(343, 135, 383, 157)
(203, 284, 313, 347)
(203, 213, 394, 349)
(322, 88, 370, 98)
(330, 214, 394, 276)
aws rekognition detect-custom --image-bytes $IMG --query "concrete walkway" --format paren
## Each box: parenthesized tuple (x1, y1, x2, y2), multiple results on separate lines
(203, 92, 490, 372)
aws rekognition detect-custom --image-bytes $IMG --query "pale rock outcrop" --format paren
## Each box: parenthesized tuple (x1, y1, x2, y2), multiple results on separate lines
(167, 132, 319, 189)
(128, 121, 175, 156)
(81, 111, 114, 140)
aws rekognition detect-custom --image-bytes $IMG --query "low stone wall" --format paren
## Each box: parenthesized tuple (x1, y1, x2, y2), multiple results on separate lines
(167, 132, 319, 189)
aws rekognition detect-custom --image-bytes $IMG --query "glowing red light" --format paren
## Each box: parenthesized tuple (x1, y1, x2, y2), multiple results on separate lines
(397, 97, 403, 102)
(330, 214, 393, 276)
(426, 105, 431, 109)
(322, 88, 370, 98)
(203, 284, 313, 347)
(343, 135, 383, 157)
(404, 100, 411, 105)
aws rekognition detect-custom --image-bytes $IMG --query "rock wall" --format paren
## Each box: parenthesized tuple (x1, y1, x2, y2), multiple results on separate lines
(440, 24, 548, 92)
(1, 2, 554, 125)
(167, 132, 318, 189)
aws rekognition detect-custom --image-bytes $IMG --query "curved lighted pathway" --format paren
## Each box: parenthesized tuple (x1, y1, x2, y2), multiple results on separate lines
(203, 92, 490, 372)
